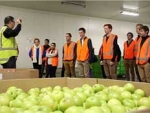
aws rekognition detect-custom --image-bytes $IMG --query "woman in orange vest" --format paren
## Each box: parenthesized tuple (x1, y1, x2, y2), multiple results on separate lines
(123, 32, 135, 81)
(29, 38, 45, 78)
(46, 42, 58, 78)
(136, 26, 150, 83)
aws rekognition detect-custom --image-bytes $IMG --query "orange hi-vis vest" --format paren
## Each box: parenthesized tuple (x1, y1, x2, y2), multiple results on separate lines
(46, 48, 58, 66)
(31, 45, 44, 59)
(63, 41, 76, 61)
(77, 37, 89, 61)
(134, 36, 141, 57)
(124, 40, 135, 59)
(136, 37, 150, 65)
(102, 34, 116, 60)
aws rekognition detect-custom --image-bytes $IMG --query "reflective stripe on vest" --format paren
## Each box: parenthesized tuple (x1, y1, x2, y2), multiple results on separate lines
(136, 37, 150, 64)
(103, 34, 116, 59)
(63, 42, 75, 60)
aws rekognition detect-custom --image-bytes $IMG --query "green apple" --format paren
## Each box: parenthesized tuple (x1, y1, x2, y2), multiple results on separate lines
(65, 106, 84, 113)
(73, 87, 83, 92)
(134, 89, 145, 97)
(108, 98, 121, 107)
(137, 106, 149, 110)
(84, 96, 101, 108)
(6, 90, 18, 99)
(16, 93, 28, 100)
(22, 100, 36, 110)
(40, 97, 58, 111)
(116, 87, 125, 93)
(93, 84, 105, 93)
(83, 106, 103, 113)
(9, 98, 23, 108)
(52, 110, 63, 113)
(132, 93, 142, 100)
(108, 85, 119, 91)
(0, 106, 12, 113)
(11, 108, 24, 113)
(76, 92, 87, 102)
(73, 95, 83, 106)
(102, 88, 112, 94)
(108, 92, 121, 101)
(138, 97, 150, 107)
(0, 94, 10, 106)
(62, 87, 70, 92)
(40, 87, 52, 94)
(28, 88, 40, 96)
(121, 91, 132, 99)
(58, 97, 75, 112)
(83, 89, 94, 97)
(53, 86, 62, 91)
(29, 105, 52, 112)
(64, 92, 74, 98)
(100, 105, 111, 113)
(122, 99, 136, 108)
(133, 100, 138, 107)
(24, 96, 39, 105)
(23, 110, 34, 113)
(94, 92, 108, 101)
(124, 83, 135, 93)
(52, 90, 64, 102)
(82, 84, 92, 90)
(110, 104, 126, 113)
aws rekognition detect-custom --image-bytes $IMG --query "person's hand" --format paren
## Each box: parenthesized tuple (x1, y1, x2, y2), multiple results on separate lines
(100, 61, 103, 65)
(110, 61, 114, 66)
(16, 18, 22, 24)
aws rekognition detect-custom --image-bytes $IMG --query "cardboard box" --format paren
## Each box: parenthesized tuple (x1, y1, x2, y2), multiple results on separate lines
(0, 78, 150, 97)
(97, 79, 150, 96)
(0, 78, 97, 93)
(0, 68, 38, 80)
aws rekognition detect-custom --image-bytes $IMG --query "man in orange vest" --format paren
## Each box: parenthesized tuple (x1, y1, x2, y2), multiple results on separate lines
(100, 24, 118, 79)
(63, 33, 76, 77)
(134, 24, 143, 82)
(77, 27, 93, 78)
(123, 32, 135, 81)
(136, 26, 150, 83)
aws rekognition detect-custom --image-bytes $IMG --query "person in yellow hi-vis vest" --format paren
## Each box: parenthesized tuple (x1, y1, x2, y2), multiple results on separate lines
(0, 16, 22, 68)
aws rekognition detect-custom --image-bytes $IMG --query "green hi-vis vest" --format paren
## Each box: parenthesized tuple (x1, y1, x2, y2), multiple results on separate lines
(0, 26, 18, 64)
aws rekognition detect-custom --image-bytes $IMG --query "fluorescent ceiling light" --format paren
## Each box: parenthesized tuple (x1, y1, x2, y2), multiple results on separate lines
(121, 11, 139, 16)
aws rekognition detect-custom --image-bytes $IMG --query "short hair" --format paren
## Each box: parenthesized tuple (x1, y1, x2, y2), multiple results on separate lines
(45, 39, 49, 43)
(136, 24, 143, 28)
(66, 33, 72, 37)
(4, 16, 14, 25)
(127, 32, 134, 38)
(51, 42, 56, 47)
(78, 27, 86, 33)
(34, 38, 40, 42)
(140, 26, 149, 34)
(104, 24, 113, 31)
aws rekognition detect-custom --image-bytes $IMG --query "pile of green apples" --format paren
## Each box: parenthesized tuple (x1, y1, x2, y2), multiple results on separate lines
(0, 83, 150, 113)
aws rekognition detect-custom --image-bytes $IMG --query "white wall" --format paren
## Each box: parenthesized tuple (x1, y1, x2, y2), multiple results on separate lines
(0, 5, 150, 68)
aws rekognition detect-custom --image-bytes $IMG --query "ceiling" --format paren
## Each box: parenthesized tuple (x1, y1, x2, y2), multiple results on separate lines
(0, 1, 150, 24)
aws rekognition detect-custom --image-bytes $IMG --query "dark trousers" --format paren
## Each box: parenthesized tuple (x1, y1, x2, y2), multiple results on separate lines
(135, 63, 142, 82)
(101, 65, 106, 78)
(46, 65, 57, 78)
(41, 62, 48, 78)
(61, 64, 65, 77)
(2, 56, 16, 68)
(33, 63, 42, 78)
